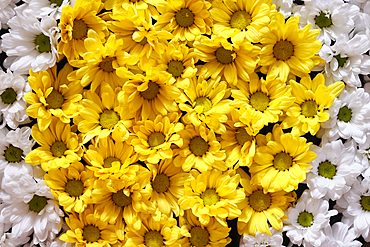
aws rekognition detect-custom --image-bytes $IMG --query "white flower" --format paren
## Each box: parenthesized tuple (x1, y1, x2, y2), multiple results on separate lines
(272, 0, 293, 19)
(283, 190, 338, 247)
(23, 0, 70, 19)
(0, 0, 18, 29)
(321, 222, 362, 247)
(239, 228, 283, 247)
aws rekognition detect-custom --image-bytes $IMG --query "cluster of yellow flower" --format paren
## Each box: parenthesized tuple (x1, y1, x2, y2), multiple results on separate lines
(24, 0, 345, 246)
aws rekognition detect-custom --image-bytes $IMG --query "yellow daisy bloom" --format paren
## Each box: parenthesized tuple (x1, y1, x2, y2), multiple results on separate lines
(194, 34, 260, 85)
(104, 0, 162, 19)
(58, 0, 107, 61)
(25, 117, 84, 172)
(25, 64, 83, 132)
(281, 74, 344, 136)
(44, 162, 95, 213)
(154, 0, 213, 42)
(250, 124, 316, 193)
(259, 13, 323, 82)
(178, 169, 245, 227)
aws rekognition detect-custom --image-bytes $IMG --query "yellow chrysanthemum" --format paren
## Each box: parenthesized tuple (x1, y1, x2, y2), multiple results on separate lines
(259, 12, 323, 82)
(58, 0, 107, 61)
(25, 117, 84, 172)
(194, 34, 260, 85)
(155, 0, 213, 42)
(104, 0, 162, 19)
(281, 74, 344, 136)
(178, 169, 245, 227)
(250, 124, 316, 193)
(25, 64, 82, 132)
(179, 76, 231, 134)
(44, 162, 95, 213)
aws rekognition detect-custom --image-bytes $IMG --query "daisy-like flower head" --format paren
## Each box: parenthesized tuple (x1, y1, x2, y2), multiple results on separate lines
(25, 63, 83, 132)
(25, 0, 70, 19)
(250, 124, 316, 193)
(154, 0, 213, 42)
(281, 74, 344, 136)
(104, 0, 162, 18)
(179, 76, 231, 134)
(259, 12, 323, 82)
(178, 169, 245, 227)
(194, 34, 261, 85)
(25, 117, 84, 172)
(273, 0, 293, 19)
(322, 222, 362, 247)
(239, 228, 284, 247)
(0, 0, 18, 29)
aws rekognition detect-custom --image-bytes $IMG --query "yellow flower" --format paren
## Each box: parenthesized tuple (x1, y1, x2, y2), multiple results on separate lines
(25, 117, 84, 172)
(104, 0, 162, 19)
(281, 74, 344, 136)
(25, 64, 82, 132)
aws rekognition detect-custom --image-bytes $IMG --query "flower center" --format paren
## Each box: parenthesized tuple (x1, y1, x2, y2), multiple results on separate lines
(250, 92, 269, 111)
(1, 88, 17, 104)
(49, 0, 63, 6)
(99, 57, 115, 72)
(189, 136, 209, 156)
(4, 145, 23, 163)
(103, 157, 121, 168)
(175, 8, 194, 28)
(194, 97, 213, 113)
(28, 195, 48, 213)
(152, 174, 170, 193)
(334, 54, 348, 68)
(167, 60, 184, 77)
(190, 227, 209, 247)
(273, 152, 292, 171)
(215, 47, 235, 64)
(200, 188, 220, 206)
(273, 41, 294, 61)
(318, 161, 336, 179)
(50, 141, 67, 157)
(249, 190, 270, 212)
(230, 11, 252, 30)
(100, 110, 119, 129)
(360, 196, 370, 211)
(144, 231, 163, 247)
(112, 190, 132, 207)
(141, 81, 160, 100)
(65, 180, 84, 197)
(148, 132, 166, 148)
(235, 127, 252, 146)
(72, 19, 88, 40)
(314, 11, 332, 28)
(46, 89, 64, 109)
(83, 225, 100, 243)
(337, 105, 352, 122)
(35, 33, 51, 53)
(301, 100, 318, 118)
(297, 211, 314, 227)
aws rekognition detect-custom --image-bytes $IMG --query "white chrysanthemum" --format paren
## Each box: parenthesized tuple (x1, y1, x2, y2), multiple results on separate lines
(357, 132, 370, 177)
(283, 190, 338, 247)
(0, 0, 18, 29)
(0, 203, 25, 247)
(1, 13, 60, 75)
(321, 222, 362, 247)
(319, 87, 370, 144)
(272, 0, 293, 19)
(307, 140, 364, 201)
(239, 228, 283, 247)
(23, 0, 70, 19)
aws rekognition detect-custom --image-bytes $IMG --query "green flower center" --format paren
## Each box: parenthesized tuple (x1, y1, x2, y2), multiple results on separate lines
(65, 180, 84, 197)
(152, 174, 170, 193)
(235, 127, 252, 146)
(249, 190, 270, 212)
(167, 60, 184, 77)
(215, 47, 235, 64)
(141, 81, 160, 100)
(1, 88, 17, 104)
(50, 141, 67, 157)
(112, 190, 132, 207)
(99, 57, 115, 72)
(318, 161, 336, 179)
(301, 100, 318, 118)
(230, 11, 252, 30)
(273, 40, 294, 61)
(297, 211, 314, 227)
(72, 19, 88, 40)
(314, 12, 332, 28)
(46, 89, 64, 109)
(83, 225, 100, 243)
(360, 196, 370, 211)
(28, 195, 48, 213)
(4, 145, 23, 163)
(100, 110, 119, 129)
(200, 188, 219, 206)
(273, 152, 293, 171)
(334, 54, 348, 68)
(49, 0, 63, 6)
(175, 8, 194, 28)
(103, 157, 121, 168)
(250, 91, 269, 111)
(189, 136, 209, 156)
(337, 105, 352, 122)
(144, 231, 163, 247)
(194, 97, 213, 113)
(35, 33, 51, 53)
(148, 132, 166, 148)
(190, 227, 209, 247)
